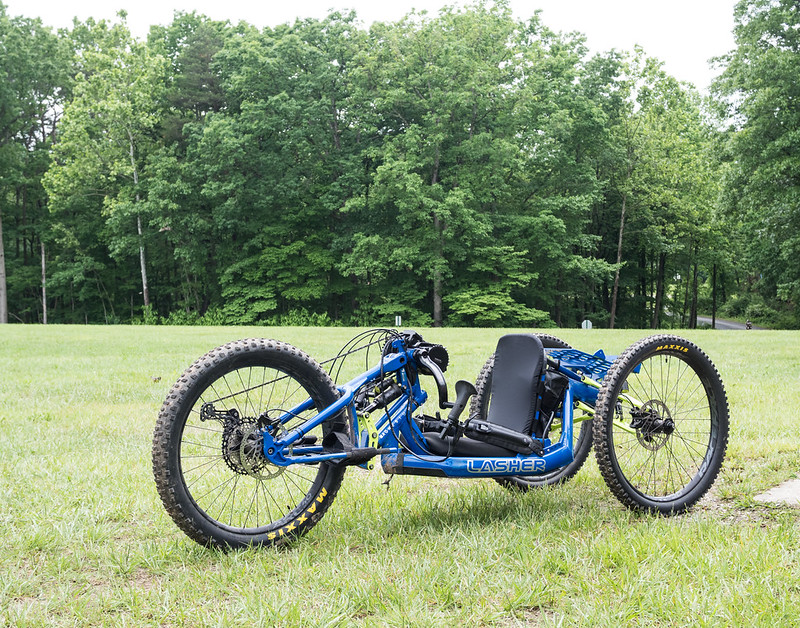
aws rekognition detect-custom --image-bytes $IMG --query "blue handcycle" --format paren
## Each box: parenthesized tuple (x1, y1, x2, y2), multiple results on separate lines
(152, 329, 729, 548)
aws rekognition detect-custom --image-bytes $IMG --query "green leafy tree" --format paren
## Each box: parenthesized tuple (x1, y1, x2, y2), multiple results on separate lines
(0, 3, 71, 323)
(188, 12, 369, 323)
(496, 19, 615, 327)
(585, 48, 721, 329)
(45, 15, 167, 314)
(343, 4, 572, 327)
(713, 0, 800, 326)
(142, 13, 236, 317)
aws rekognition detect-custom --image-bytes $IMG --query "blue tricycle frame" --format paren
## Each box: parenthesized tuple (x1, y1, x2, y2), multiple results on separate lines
(152, 329, 729, 549)
(261, 338, 603, 475)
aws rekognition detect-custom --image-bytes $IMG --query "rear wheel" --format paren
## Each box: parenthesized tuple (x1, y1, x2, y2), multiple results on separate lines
(471, 333, 593, 490)
(152, 339, 348, 548)
(593, 335, 729, 515)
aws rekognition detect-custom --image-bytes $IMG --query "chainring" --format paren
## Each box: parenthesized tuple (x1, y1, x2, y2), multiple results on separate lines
(222, 414, 284, 479)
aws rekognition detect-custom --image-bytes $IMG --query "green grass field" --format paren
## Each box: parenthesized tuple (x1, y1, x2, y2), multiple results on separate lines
(2, 325, 799, 626)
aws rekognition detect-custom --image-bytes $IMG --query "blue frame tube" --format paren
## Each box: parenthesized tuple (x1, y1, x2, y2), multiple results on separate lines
(265, 345, 587, 479)
(264, 350, 412, 464)
(384, 386, 576, 477)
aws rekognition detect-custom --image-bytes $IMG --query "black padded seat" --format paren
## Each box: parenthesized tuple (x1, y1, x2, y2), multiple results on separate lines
(420, 334, 546, 458)
(486, 333, 545, 435)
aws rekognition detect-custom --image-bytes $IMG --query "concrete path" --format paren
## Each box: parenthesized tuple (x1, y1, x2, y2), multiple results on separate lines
(754, 479, 800, 507)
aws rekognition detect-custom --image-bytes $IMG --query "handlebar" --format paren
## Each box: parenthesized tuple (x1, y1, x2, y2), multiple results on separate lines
(414, 350, 453, 410)
(385, 330, 452, 410)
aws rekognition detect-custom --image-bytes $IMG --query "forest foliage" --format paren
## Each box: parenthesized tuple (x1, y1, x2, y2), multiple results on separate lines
(0, 0, 798, 327)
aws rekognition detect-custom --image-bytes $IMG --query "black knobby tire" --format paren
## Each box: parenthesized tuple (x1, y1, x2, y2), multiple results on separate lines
(593, 334, 729, 515)
(152, 339, 348, 548)
(470, 333, 593, 490)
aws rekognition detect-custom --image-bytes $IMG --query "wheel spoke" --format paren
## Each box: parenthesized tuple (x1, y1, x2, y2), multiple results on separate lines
(596, 337, 728, 514)
(152, 338, 349, 547)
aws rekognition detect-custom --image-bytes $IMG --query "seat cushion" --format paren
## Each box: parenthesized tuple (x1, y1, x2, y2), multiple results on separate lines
(486, 334, 545, 436)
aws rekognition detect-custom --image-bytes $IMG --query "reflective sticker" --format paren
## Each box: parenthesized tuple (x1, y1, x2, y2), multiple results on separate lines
(466, 458, 546, 474)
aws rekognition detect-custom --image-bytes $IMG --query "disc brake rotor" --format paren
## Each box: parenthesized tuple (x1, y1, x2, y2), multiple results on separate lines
(634, 399, 672, 451)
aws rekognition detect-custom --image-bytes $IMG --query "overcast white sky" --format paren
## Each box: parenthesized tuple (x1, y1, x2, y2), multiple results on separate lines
(6, 0, 738, 92)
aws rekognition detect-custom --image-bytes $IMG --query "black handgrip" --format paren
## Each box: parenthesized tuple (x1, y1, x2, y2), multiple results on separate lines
(448, 380, 476, 423)
(438, 379, 476, 439)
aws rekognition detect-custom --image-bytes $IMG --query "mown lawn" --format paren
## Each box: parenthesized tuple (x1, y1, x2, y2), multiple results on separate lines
(1, 325, 799, 626)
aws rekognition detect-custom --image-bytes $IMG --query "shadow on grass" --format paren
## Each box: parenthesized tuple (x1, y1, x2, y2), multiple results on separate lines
(335, 476, 616, 541)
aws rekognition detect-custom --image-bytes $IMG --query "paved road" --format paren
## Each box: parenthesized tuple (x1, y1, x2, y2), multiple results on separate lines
(696, 316, 763, 330)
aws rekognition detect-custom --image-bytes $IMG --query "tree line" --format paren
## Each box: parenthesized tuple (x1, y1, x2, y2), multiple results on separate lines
(0, 0, 797, 328)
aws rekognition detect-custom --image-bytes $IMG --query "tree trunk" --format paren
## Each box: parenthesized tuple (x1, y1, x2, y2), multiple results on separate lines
(21, 186, 28, 266)
(690, 260, 699, 329)
(0, 207, 7, 324)
(652, 252, 666, 329)
(681, 256, 692, 327)
(554, 287, 562, 327)
(41, 241, 47, 325)
(640, 251, 647, 327)
(129, 130, 150, 308)
(137, 216, 150, 308)
(609, 192, 627, 329)
(431, 139, 443, 327)
(433, 261, 443, 327)
(432, 209, 443, 327)
(649, 256, 655, 320)
(711, 264, 717, 330)
(330, 94, 342, 152)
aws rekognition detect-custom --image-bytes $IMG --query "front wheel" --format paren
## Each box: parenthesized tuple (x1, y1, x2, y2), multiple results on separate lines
(593, 335, 729, 515)
(152, 339, 348, 548)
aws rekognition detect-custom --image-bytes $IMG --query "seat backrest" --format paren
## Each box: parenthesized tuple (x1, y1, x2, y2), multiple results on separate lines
(486, 334, 545, 436)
